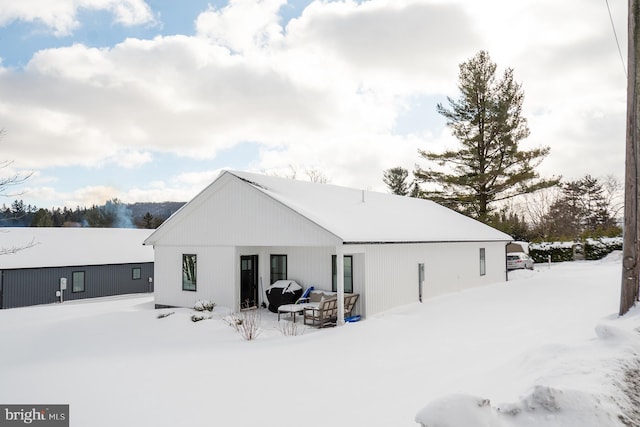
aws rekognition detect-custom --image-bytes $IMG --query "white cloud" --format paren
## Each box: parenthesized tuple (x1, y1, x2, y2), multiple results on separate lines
(196, 0, 286, 53)
(0, 0, 155, 36)
(0, 0, 629, 205)
(107, 149, 153, 169)
(22, 185, 119, 208)
(283, 0, 481, 94)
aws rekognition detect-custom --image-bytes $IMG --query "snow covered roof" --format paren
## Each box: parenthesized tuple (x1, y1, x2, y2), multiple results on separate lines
(0, 227, 154, 269)
(162, 170, 511, 244)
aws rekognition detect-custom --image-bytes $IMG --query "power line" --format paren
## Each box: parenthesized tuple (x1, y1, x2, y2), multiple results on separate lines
(605, 0, 627, 76)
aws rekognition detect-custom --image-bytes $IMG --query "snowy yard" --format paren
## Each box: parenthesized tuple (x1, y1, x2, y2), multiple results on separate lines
(1, 254, 639, 427)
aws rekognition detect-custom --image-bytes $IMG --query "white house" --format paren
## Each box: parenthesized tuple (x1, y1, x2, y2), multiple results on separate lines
(144, 170, 512, 321)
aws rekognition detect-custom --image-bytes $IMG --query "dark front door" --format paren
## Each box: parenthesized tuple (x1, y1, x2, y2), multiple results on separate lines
(240, 255, 259, 308)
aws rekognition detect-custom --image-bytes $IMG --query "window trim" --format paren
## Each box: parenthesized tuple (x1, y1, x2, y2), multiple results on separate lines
(480, 248, 486, 276)
(182, 254, 197, 292)
(270, 254, 287, 284)
(72, 270, 85, 293)
(132, 267, 142, 280)
(332, 255, 354, 293)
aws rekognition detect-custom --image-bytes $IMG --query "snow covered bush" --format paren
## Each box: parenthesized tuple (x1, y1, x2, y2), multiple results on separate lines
(156, 311, 174, 319)
(278, 319, 303, 337)
(226, 309, 262, 341)
(193, 300, 216, 312)
(585, 237, 623, 260)
(191, 313, 211, 322)
(530, 237, 623, 263)
(529, 241, 574, 263)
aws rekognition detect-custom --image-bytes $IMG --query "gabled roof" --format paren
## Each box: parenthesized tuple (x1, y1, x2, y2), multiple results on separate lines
(146, 170, 512, 245)
(0, 227, 154, 269)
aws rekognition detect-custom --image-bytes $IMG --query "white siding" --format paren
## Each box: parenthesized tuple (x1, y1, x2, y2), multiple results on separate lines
(237, 246, 365, 315)
(148, 174, 340, 247)
(154, 245, 236, 309)
(240, 246, 334, 291)
(356, 241, 507, 317)
(155, 242, 507, 316)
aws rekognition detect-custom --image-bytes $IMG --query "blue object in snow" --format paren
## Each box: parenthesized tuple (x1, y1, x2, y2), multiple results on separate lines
(300, 286, 314, 299)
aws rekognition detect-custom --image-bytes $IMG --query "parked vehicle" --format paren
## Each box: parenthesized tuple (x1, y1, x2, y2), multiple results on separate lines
(507, 252, 534, 270)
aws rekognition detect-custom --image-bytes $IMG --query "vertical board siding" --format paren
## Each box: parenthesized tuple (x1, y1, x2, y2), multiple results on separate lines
(1, 263, 153, 309)
(360, 242, 507, 316)
(153, 242, 507, 317)
(242, 246, 363, 315)
(153, 245, 236, 310)
(239, 246, 335, 309)
(153, 175, 340, 247)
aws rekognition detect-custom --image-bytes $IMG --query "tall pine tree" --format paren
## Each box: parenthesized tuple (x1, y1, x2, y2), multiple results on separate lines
(383, 167, 410, 196)
(415, 50, 558, 222)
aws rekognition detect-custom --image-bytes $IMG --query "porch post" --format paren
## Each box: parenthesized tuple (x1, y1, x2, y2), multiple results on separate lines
(336, 244, 345, 325)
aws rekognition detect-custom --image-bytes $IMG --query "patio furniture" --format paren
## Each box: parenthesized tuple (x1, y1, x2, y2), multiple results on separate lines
(265, 280, 303, 313)
(277, 304, 305, 322)
(277, 286, 316, 322)
(303, 293, 359, 328)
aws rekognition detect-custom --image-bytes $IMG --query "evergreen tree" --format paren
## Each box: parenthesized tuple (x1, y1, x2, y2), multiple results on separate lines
(51, 208, 64, 226)
(11, 200, 25, 218)
(142, 212, 154, 229)
(31, 208, 54, 227)
(415, 50, 558, 222)
(383, 167, 411, 196)
(544, 175, 621, 239)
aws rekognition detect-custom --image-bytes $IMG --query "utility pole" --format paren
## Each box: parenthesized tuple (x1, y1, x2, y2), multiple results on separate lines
(620, 0, 640, 315)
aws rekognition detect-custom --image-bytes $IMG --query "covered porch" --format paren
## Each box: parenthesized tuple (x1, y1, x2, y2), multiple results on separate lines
(235, 244, 365, 324)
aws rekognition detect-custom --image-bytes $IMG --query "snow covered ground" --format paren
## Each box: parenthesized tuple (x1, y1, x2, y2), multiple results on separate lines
(1, 253, 639, 427)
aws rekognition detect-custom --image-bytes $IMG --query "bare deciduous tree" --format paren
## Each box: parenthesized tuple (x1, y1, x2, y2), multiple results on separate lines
(1, 128, 36, 254)
(521, 187, 562, 240)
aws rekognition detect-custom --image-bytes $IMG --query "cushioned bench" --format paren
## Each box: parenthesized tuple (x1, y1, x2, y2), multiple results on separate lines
(303, 291, 359, 328)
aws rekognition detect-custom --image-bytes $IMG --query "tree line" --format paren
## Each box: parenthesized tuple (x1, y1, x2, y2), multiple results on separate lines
(383, 50, 622, 242)
(0, 199, 179, 229)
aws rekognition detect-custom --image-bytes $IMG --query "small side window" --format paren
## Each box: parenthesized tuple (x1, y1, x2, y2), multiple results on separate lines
(480, 248, 486, 276)
(132, 267, 141, 280)
(72, 271, 85, 293)
(270, 255, 287, 283)
(182, 254, 197, 291)
(332, 255, 353, 293)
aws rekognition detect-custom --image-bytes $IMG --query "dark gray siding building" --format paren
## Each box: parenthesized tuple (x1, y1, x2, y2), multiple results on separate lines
(0, 228, 154, 309)
(1, 262, 154, 309)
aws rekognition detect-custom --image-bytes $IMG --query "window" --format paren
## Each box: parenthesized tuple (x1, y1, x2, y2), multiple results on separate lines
(270, 255, 287, 284)
(332, 255, 353, 293)
(182, 254, 197, 291)
(72, 271, 85, 293)
(132, 267, 141, 280)
(480, 248, 486, 276)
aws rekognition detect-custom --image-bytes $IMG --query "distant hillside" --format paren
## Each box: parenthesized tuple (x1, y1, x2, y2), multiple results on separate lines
(128, 202, 185, 223)
(1, 200, 187, 228)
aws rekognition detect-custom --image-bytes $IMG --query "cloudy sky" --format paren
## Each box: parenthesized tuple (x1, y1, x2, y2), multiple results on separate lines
(0, 0, 628, 208)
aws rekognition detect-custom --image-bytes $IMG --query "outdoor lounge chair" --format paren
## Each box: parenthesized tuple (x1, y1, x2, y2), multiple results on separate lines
(276, 286, 316, 322)
(296, 286, 315, 304)
(303, 293, 359, 328)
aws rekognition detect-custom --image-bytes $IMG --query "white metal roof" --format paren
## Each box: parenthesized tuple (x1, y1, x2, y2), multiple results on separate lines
(148, 170, 511, 244)
(0, 227, 154, 269)
(230, 170, 512, 243)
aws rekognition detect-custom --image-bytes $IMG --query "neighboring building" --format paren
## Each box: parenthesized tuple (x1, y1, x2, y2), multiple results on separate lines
(144, 171, 512, 319)
(507, 242, 529, 254)
(0, 227, 154, 309)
